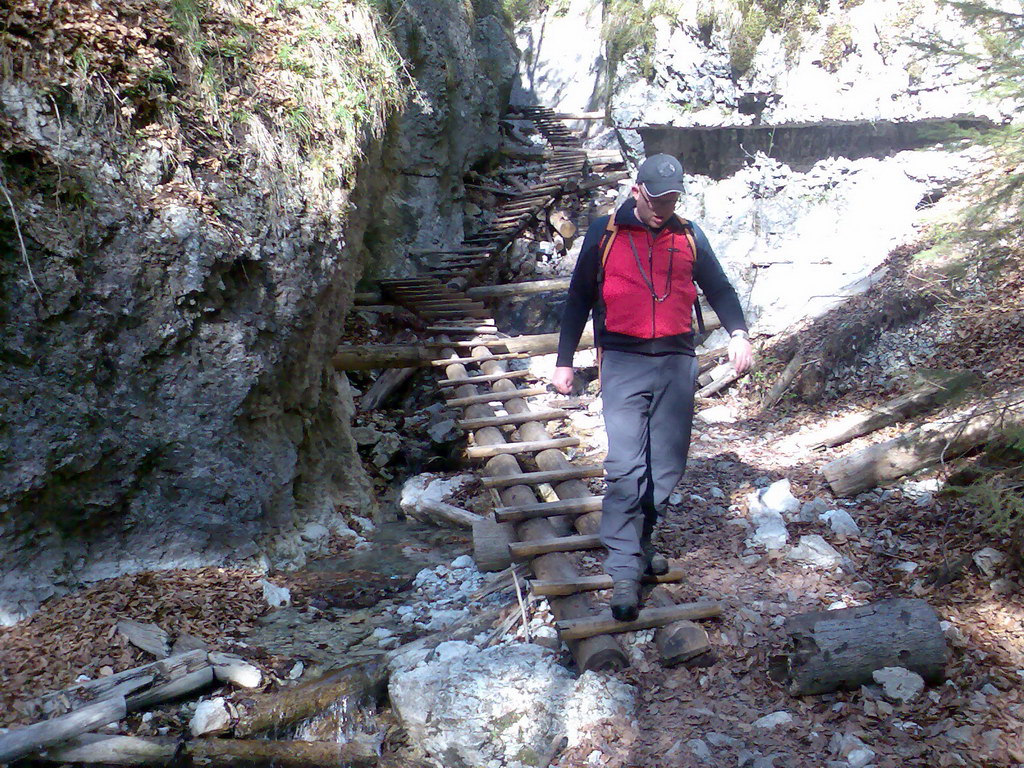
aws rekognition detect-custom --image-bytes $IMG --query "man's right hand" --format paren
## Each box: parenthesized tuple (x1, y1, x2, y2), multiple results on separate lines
(552, 366, 575, 395)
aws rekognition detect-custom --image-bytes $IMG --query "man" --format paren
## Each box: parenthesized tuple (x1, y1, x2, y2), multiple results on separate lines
(552, 153, 753, 621)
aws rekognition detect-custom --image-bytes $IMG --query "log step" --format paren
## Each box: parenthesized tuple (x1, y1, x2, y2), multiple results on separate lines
(427, 325, 500, 335)
(467, 436, 579, 459)
(457, 409, 567, 431)
(556, 601, 724, 641)
(494, 495, 603, 523)
(530, 570, 685, 597)
(480, 465, 604, 488)
(437, 370, 534, 388)
(431, 352, 529, 366)
(508, 533, 602, 560)
(445, 386, 548, 407)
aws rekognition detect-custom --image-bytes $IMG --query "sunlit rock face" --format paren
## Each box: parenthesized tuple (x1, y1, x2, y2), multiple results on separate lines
(510, 0, 1002, 337)
(0, 0, 517, 624)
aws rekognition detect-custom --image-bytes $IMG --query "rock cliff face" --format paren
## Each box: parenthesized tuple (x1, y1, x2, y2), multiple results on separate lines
(0, 0, 517, 623)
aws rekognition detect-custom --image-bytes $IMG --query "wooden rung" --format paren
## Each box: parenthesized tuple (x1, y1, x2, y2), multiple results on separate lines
(494, 494, 602, 523)
(444, 386, 548, 407)
(508, 533, 602, 560)
(413, 300, 485, 308)
(457, 409, 566, 431)
(466, 436, 579, 459)
(426, 325, 499, 334)
(431, 352, 528, 366)
(556, 601, 724, 641)
(530, 570, 685, 597)
(436, 370, 534, 388)
(481, 466, 603, 488)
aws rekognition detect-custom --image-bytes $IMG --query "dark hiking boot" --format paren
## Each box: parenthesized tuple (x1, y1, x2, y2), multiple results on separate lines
(644, 552, 670, 576)
(610, 580, 640, 622)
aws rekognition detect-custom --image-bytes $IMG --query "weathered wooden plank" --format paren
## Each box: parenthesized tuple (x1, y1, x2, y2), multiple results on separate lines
(556, 602, 724, 641)
(445, 386, 548, 407)
(437, 369, 534, 388)
(467, 436, 579, 459)
(431, 352, 529, 366)
(480, 465, 604, 488)
(457, 409, 567, 431)
(494, 495, 603, 523)
(530, 570, 684, 597)
(508, 533, 603, 560)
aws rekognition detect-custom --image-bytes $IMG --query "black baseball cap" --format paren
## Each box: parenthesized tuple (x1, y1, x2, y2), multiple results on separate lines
(637, 154, 685, 197)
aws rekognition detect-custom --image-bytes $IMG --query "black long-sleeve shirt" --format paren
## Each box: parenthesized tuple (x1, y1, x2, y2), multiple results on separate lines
(556, 199, 748, 367)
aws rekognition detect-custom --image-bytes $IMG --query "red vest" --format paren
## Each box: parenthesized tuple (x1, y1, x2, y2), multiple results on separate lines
(601, 226, 697, 338)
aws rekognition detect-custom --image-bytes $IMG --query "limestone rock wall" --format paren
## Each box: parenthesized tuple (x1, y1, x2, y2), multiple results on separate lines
(0, 0, 517, 623)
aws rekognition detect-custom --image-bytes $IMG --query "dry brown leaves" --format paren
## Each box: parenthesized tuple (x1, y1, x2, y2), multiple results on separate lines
(0, 566, 266, 726)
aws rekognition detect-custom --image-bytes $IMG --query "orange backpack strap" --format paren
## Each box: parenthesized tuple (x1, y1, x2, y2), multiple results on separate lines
(599, 219, 619, 270)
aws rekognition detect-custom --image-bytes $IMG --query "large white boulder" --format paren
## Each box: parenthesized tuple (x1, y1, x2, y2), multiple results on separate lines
(389, 642, 635, 767)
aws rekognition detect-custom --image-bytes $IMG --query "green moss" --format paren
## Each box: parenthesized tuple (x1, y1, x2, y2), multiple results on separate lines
(729, 1, 769, 77)
(820, 21, 854, 72)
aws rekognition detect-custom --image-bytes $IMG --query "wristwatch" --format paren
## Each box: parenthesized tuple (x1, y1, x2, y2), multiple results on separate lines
(730, 329, 749, 341)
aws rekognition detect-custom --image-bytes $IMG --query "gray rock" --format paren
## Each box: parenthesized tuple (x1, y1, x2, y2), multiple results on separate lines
(260, 579, 291, 608)
(872, 666, 925, 703)
(847, 748, 875, 768)
(820, 509, 861, 538)
(787, 535, 843, 568)
(973, 548, 1006, 579)
(797, 498, 831, 523)
(190, 698, 231, 737)
(751, 711, 792, 729)
(687, 739, 712, 760)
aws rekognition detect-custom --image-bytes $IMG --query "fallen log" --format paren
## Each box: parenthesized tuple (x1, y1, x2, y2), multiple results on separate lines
(769, 598, 945, 696)
(232, 663, 385, 738)
(806, 370, 979, 449)
(761, 348, 806, 409)
(358, 367, 417, 411)
(822, 385, 1024, 496)
(333, 345, 434, 370)
(37, 735, 378, 768)
(0, 697, 127, 764)
(403, 498, 480, 528)
(464, 278, 571, 299)
(30, 650, 211, 720)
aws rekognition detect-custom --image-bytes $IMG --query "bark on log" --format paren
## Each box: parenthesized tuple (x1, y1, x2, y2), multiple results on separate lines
(333, 345, 434, 370)
(555, 602, 723, 641)
(38, 735, 378, 768)
(651, 588, 712, 667)
(822, 386, 1024, 496)
(761, 348, 806, 409)
(0, 696, 126, 764)
(770, 598, 946, 696)
(404, 498, 480, 528)
(231, 663, 385, 738)
(806, 371, 979, 449)
(32, 650, 211, 719)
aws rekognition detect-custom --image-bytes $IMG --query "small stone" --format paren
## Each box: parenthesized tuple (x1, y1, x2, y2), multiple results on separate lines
(260, 579, 291, 608)
(872, 666, 924, 703)
(847, 748, 875, 768)
(894, 561, 918, 574)
(687, 739, 712, 760)
(451, 554, 475, 569)
(973, 547, 1006, 578)
(752, 711, 792, 729)
(697, 405, 736, 424)
(990, 578, 1017, 595)
(820, 509, 861, 538)
(706, 732, 742, 748)
(850, 581, 873, 594)
(710, 487, 725, 498)
(787, 535, 843, 568)
(288, 660, 304, 680)
(669, 491, 684, 505)
(190, 698, 230, 737)
(760, 479, 800, 516)
(797, 498, 830, 523)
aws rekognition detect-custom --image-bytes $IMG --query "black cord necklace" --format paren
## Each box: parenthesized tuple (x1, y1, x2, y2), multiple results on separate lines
(626, 231, 673, 302)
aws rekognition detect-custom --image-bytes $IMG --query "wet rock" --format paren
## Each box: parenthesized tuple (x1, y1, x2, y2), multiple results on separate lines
(820, 509, 861, 538)
(872, 666, 924, 703)
(389, 642, 635, 767)
(787, 535, 843, 568)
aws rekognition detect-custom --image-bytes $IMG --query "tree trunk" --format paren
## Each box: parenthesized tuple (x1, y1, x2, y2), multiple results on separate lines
(358, 367, 417, 411)
(769, 599, 946, 696)
(822, 386, 1024, 496)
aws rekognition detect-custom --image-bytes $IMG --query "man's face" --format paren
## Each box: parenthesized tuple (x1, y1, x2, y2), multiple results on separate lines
(632, 184, 679, 229)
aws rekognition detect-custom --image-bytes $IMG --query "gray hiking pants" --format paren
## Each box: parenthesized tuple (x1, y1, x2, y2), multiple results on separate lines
(600, 350, 698, 582)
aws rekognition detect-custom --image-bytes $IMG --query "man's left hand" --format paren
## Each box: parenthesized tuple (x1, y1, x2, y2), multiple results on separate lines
(729, 336, 754, 374)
